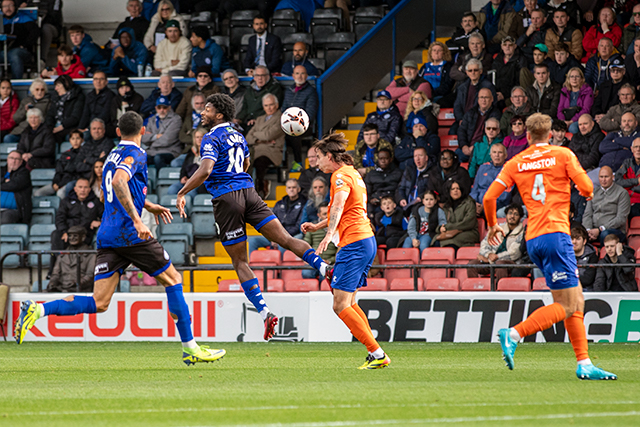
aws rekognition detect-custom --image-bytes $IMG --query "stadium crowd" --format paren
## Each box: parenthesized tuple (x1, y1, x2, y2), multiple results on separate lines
(2, 0, 640, 292)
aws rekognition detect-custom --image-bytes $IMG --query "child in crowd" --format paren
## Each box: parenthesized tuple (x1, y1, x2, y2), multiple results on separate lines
(41, 45, 87, 79)
(550, 119, 569, 146)
(374, 196, 406, 248)
(403, 190, 447, 251)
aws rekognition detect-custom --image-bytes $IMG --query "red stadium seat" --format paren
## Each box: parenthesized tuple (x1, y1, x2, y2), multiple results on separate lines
(218, 279, 243, 292)
(456, 247, 480, 261)
(389, 277, 424, 291)
(421, 247, 455, 263)
(259, 279, 284, 292)
(281, 250, 304, 281)
(438, 127, 451, 137)
(477, 218, 487, 242)
(284, 279, 319, 292)
(497, 277, 531, 291)
(532, 278, 549, 291)
(440, 135, 459, 149)
(565, 132, 573, 140)
(250, 249, 282, 279)
(437, 108, 455, 126)
(425, 278, 459, 291)
(628, 236, 640, 252)
(360, 278, 388, 291)
(600, 247, 606, 259)
(460, 278, 491, 291)
(377, 248, 386, 264)
(460, 162, 469, 169)
(630, 217, 640, 230)
(384, 248, 420, 283)
(453, 260, 470, 282)
(320, 279, 331, 291)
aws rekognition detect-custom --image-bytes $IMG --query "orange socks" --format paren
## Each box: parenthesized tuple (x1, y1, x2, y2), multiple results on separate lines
(351, 303, 370, 326)
(565, 311, 590, 362)
(339, 306, 380, 353)
(514, 302, 566, 339)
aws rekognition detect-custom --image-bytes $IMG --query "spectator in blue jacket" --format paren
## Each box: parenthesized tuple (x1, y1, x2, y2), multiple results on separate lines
(68, 25, 109, 76)
(109, 27, 148, 77)
(395, 115, 440, 171)
(188, 26, 230, 78)
(584, 37, 621, 90)
(139, 74, 183, 118)
(358, 90, 403, 144)
(470, 142, 512, 217)
(2, 0, 41, 79)
(281, 42, 320, 77)
(396, 147, 431, 213)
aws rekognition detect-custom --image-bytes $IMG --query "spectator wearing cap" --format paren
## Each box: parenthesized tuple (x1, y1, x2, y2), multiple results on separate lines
(143, 0, 188, 54)
(585, 38, 621, 91)
(599, 84, 640, 133)
(110, 77, 144, 136)
(385, 60, 433, 115)
(516, 7, 548, 62)
(0, 150, 32, 224)
(221, 69, 246, 119)
(47, 225, 96, 293)
(188, 26, 231, 78)
(140, 74, 183, 118)
(548, 42, 582, 85)
(492, 36, 528, 108)
(354, 123, 395, 177)
(175, 66, 220, 121)
(78, 70, 115, 134)
(112, 0, 150, 43)
(151, 20, 191, 77)
(520, 44, 554, 88)
(141, 96, 182, 170)
(69, 25, 109, 76)
(468, 117, 504, 179)
(457, 86, 502, 162)
(394, 115, 440, 171)
(280, 42, 320, 77)
(41, 45, 87, 80)
(453, 58, 498, 134)
(243, 14, 283, 76)
(593, 57, 630, 121)
(477, 0, 518, 54)
(357, 90, 403, 144)
(558, 67, 594, 135)
(109, 27, 149, 77)
(544, 8, 583, 60)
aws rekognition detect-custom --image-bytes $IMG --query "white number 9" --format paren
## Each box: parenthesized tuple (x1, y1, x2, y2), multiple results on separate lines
(105, 170, 114, 203)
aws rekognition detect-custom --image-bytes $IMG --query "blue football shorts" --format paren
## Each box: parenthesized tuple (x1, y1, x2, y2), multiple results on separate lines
(526, 232, 579, 290)
(330, 236, 377, 293)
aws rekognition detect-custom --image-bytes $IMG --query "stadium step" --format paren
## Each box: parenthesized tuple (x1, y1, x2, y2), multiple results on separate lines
(182, 270, 239, 292)
(198, 256, 232, 265)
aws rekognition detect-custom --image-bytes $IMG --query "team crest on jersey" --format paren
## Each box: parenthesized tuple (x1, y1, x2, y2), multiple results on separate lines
(124, 156, 134, 164)
(335, 178, 345, 188)
(203, 142, 213, 152)
(143, 186, 147, 195)
(552, 271, 567, 282)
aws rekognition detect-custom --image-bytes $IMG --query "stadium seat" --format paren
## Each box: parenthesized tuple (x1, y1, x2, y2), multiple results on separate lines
(360, 278, 388, 291)
(218, 279, 243, 292)
(284, 278, 319, 292)
(147, 166, 157, 192)
(0, 143, 18, 167)
(238, 33, 254, 66)
(460, 278, 491, 291)
(270, 8, 301, 40)
(322, 32, 355, 68)
(31, 196, 60, 224)
(456, 247, 480, 261)
(437, 108, 455, 126)
(28, 241, 52, 268)
(258, 278, 284, 292)
(421, 247, 455, 263)
(377, 248, 386, 264)
(477, 218, 487, 242)
(159, 222, 193, 245)
(190, 194, 216, 237)
(453, 260, 472, 282)
(310, 8, 343, 44)
(307, 57, 326, 73)
(628, 236, 640, 252)
(158, 223, 193, 266)
(353, 6, 384, 41)
(283, 32, 315, 62)
(0, 223, 28, 268)
(438, 127, 451, 137)
(250, 249, 281, 279)
(59, 141, 72, 156)
(192, 194, 213, 212)
(30, 169, 56, 188)
(28, 224, 55, 244)
(425, 278, 459, 291)
(190, 21, 216, 38)
(389, 277, 424, 291)
(320, 278, 330, 291)
(532, 278, 549, 291)
(211, 35, 231, 57)
(419, 260, 450, 284)
(440, 135, 459, 149)
(497, 277, 531, 291)
(160, 194, 191, 223)
(229, 9, 260, 47)
(600, 247, 606, 259)
(156, 167, 181, 198)
(384, 248, 419, 283)
(281, 250, 304, 281)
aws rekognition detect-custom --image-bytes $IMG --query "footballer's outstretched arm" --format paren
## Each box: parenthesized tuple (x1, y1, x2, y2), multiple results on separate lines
(176, 158, 215, 217)
(113, 169, 152, 240)
(483, 180, 507, 246)
(316, 190, 348, 254)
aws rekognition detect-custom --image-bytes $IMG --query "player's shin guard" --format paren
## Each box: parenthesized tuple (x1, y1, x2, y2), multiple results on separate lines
(565, 311, 590, 362)
(339, 306, 380, 353)
(165, 284, 194, 343)
(514, 302, 566, 338)
(43, 296, 97, 316)
(241, 278, 268, 316)
(352, 303, 372, 332)
(302, 248, 328, 276)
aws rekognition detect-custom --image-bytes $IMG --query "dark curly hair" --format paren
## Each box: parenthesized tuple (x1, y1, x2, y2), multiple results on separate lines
(313, 131, 353, 166)
(205, 93, 236, 122)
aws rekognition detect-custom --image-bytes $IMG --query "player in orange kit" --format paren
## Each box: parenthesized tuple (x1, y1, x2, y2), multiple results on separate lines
(483, 113, 616, 380)
(301, 132, 390, 370)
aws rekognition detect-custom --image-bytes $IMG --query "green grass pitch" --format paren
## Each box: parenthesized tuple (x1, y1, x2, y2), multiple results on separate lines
(1, 342, 639, 426)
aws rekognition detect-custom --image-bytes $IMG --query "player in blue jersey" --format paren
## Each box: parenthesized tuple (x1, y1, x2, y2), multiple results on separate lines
(176, 94, 330, 340)
(14, 112, 225, 366)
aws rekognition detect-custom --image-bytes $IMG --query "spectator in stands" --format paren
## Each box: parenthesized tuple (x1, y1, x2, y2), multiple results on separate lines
(188, 26, 230, 78)
(16, 108, 54, 170)
(598, 84, 640, 133)
(110, 77, 144, 136)
(549, 42, 581, 85)
(615, 137, 640, 219)
(425, 150, 472, 205)
(112, 0, 150, 43)
(625, 38, 640, 93)
(300, 176, 328, 225)
(373, 196, 405, 249)
(493, 36, 529, 108)
(34, 129, 85, 198)
(24, 0, 61, 67)
(517, 8, 548, 62)
(458, 87, 501, 162)
(44, 76, 85, 144)
(109, 27, 149, 78)
(143, 0, 187, 54)
(77, 119, 115, 177)
(468, 118, 504, 179)
(453, 59, 497, 131)
(544, 0, 581, 28)
(395, 115, 440, 171)
(584, 37, 620, 90)
(281, 42, 320, 77)
(142, 0, 180, 21)
(503, 115, 528, 160)
(364, 147, 402, 217)
(450, 33, 493, 82)
(140, 74, 183, 118)
(221, 69, 246, 122)
(568, 114, 603, 177)
(600, 112, 640, 172)
(436, 180, 480, 249)
(583, 7, 622, 61)
(51, 177, 104, 255)
(175, 67, 219, 120)
(298, 147, 330, 196)
(570, 223, 598, 291)
(301, 202, 336, 278)
(168, 127, 207, 198)
(557, 67, 593, 134)
(593, 233, 637, 292)
(357, 90, 402, 145)
(0, 79, 19, 141)
(354, 123, 394, 177)
(471, 142, 511, 216)
(243, 14, 283, 76)
(5, 79, 50, 144)
(0, 150, 31, 224)
(623, 4, 640, 55)
(593, 58, 630, 121)
(248, 179, 306, 254)
(41, 45, 87, 79)
(583, 166, 630, 243)
(178, 92, 205, 146)
(402, 190, 446, 251)
(89, 158, 104, 202)
(500, 86, 533, 135)
(2, 0, 40, 79)
(246, 93, 285, 198)
(446, 11, 487, 53)
(386, 60, 432, 114)
(237, 65, 284, 129)
(519, 43, 554, 89)
(550, 118, 569, 146)
(477, 0, 518, 54)
(69, 25, 109, 76)
(404, 91, 438, 135)
(151, 20, 191, 76)
(545, 8, 583, 60)
(467, 203, 525, 280)
(77, 71, 115, 135)
(525, 63, 560, 118)
(46, 225, 96, 293)
(141, 97, 182, 170)
(418, 41, 454, 107)
(396, 147, 430, 213)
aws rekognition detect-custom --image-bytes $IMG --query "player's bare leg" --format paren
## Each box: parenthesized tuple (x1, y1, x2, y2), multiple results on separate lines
(224, 240, 278, 340)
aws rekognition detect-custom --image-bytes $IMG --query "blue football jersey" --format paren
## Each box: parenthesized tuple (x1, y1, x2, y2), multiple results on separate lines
(97, 142, 149, 249)
(201, 122, 253, 199)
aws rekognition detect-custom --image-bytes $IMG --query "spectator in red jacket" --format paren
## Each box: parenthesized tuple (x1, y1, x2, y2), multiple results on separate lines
(41, 45, 87, 79)
(583, 7, 622, 60)
(386, 60, 433, 114)
(0, 79, 19, 141)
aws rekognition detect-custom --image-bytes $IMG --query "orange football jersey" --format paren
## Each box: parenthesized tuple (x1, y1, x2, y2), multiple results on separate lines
(328, 165, 374, 247)
(493, 143, 592, 240)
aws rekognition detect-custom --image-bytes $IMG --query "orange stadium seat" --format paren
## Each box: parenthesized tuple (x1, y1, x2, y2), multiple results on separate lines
(497, 277, 531, 291)
(281, 250, 304, 281)
(284, 279, 319, 292)
(456, 246, 480, 261)
(425, 278, 459, 291)
(422, 247, 455, 263)
(532, 278, 549, 291)
(460, 278, 491, 291)
(250, 249, 281, 279)
(389, 277, 424, 291)
(360, 278, 388, 291)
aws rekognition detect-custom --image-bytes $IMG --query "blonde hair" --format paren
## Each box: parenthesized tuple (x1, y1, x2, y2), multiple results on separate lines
(563, 67, 585, 91)
(427, 41, 452, 62)
(29, 78, 48, 95)
(404, 90, 428, 120)
(157, 0, 174, 16)
(525, 113, 552, 143)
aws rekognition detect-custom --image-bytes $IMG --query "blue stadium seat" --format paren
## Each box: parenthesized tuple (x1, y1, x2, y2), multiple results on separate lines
(158, 223, 193, 266)
(29, 224, 56, 244)
(147, 166, 157, 191)
(0, 224, 28, 268)
(28, 242, 52, 268)
(0, 143, 18, 167)
(192, 194, 213, 213)
(160, 194, 191, 222)
(31, 196, 60, 224)
(30, 169, 56, 188)
(159, 222, 193, 245)
(156, 167, 181, 198)
(32, 280, 50, 292)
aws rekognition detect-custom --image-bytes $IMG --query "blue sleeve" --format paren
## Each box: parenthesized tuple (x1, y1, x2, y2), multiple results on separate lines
(437, 208, 447, 226)
(470, 180, 480, 202)
(190, 47, 197, 73)
(133, 41, 148, 67)
(116, 148, 145, 179)
(200, 134, 219, 162)
(243, 141, 250, 158)
(209, 44, 224, 76)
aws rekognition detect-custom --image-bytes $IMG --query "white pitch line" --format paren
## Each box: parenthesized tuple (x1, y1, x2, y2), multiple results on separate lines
(7, 400, 640, 418)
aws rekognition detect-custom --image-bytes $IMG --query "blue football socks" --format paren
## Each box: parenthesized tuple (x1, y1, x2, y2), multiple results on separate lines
(302, 248, 329, 276)
(43, 296, 97, 316)
(241, 278, 269, 319)
(165, 284, 194, 343)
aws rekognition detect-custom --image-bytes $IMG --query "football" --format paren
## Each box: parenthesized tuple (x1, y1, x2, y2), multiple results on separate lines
(280, 107, 310, 136)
